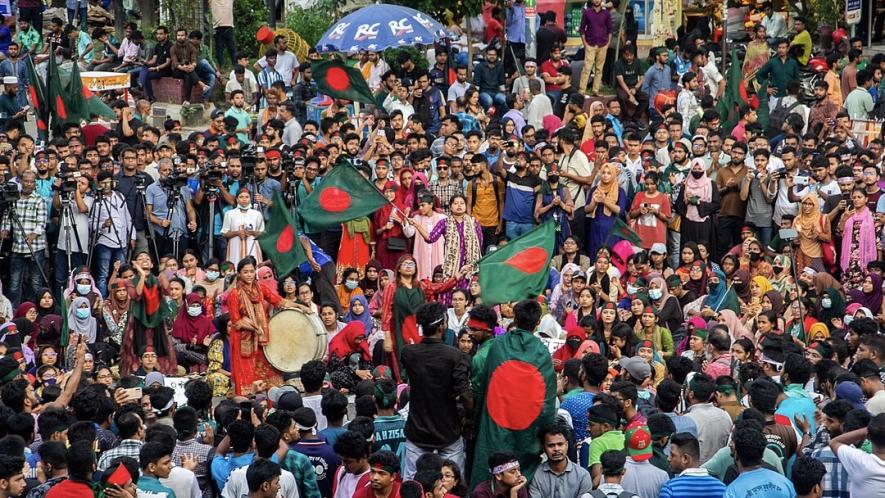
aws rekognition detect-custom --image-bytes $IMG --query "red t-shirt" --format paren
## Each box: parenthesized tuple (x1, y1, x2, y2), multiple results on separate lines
(540, 59, 568, 91)
(629, 191, 672, 249)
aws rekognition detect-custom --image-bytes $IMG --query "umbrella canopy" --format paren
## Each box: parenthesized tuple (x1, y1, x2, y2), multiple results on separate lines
(316, 4, 450, 53)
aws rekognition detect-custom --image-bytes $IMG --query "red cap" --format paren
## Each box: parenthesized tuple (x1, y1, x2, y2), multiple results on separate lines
(266, 149, 282, 160)
(107, 463, 131, 486)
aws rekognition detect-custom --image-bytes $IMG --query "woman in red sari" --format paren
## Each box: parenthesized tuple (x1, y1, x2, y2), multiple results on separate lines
(374, 182, 406, 271)
(226, 256, 297, 395)
(380, 254, 470, 382)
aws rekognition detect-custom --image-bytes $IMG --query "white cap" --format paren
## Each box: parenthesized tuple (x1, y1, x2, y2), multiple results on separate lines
(2, 77, 17, 85)
(650, 242, 667, 255)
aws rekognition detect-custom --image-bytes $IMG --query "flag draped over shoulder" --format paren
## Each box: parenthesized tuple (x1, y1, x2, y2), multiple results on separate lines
(312, 60, 377, 105)
(257, 192, 308, 276)
(715, 49, 748, 130)
(297, 163, 388, 233)
(469, 328, 556, 489)
(477, 222, 555, 305)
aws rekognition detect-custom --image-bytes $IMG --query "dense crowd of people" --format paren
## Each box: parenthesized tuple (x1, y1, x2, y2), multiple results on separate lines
(3, 0, 885, 496)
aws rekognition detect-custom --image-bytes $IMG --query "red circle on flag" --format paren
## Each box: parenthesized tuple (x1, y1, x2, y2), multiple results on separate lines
(486, 360, 546, 430)
(276, 225, 295, 253)
(504, 247, 549, 274)
(326, 67, 350, 92)
(318, 187, 352, 212)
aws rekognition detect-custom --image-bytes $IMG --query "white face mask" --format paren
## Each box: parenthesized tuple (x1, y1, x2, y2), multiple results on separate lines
(187, 306, 202, 317)
(649, 288, 663, 300)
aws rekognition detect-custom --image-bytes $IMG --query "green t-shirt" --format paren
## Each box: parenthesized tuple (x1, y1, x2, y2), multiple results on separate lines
(588, 430, 625, 467)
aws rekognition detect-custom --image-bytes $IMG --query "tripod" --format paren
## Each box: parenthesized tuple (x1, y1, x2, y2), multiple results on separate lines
(131, 183, 159, 263)
(86, 188, 124, 270)
(3, 203, 50, 292)
(58, 190, 85, 272)
(163, 185, 183, 259)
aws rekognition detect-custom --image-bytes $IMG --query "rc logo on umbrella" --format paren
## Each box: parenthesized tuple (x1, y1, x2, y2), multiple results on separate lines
(355, 23, 379, 41)
(414, 13, 435, 29)
(327, 22, 350, 40)
(389, 19, 414, 36)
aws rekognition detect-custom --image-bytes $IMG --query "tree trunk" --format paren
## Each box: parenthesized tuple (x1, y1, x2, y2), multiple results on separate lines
(137, 0, 158, 31)
(113, 0, 125, 39)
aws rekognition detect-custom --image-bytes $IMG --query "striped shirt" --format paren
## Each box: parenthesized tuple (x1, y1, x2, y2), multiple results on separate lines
(659, 468, 726, 498)
(0, 192, 47, 253)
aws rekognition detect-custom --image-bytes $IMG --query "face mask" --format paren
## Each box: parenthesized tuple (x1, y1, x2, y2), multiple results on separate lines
(749, 252, 761, 262)
(566, 337, 582, 349)
(187, 306, 203, 317)
(844, 315, 854, 326)
(772, 266, 783, 274)
(238, 203, 250, 211)
(206, 270, 220, 281)
(345, 280, 359, 290)
(627, 284, 639, 295)
(548, 175, 559, 184)
(76, 284, 91, 295)
(75, 308, 90, 320)
(707, 282, 718, 294)
(649, 288, 663, 300)
(691, 170, 704, 179)
(821, 297, 832, 308)
(42, 378, 57, 386)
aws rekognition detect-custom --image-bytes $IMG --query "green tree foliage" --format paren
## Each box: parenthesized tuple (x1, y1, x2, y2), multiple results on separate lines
(234, 0, 269, 56)
(285, 0, 339, 48)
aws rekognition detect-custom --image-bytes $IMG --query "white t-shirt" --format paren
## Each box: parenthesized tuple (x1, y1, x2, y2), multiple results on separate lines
(160, 467, 201, 498)
(221, 464, 298, 498)
(332, 468, 368, 498)
(303, 394, 329, 431)
(867, 390, 885, 415)
(257, 50, 299, 87)
(58, 195, 93, 253)
(837, 444, 885, 498)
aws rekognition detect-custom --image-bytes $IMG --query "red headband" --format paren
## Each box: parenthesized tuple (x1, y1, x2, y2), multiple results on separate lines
(466, 317, 492, 332)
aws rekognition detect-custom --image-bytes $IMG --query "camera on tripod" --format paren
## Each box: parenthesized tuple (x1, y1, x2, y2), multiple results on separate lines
(0, 182, 19, 206)
(200, 166, 224, 195)
(54, 167, 82, 195)
(241, 144, 257, 181)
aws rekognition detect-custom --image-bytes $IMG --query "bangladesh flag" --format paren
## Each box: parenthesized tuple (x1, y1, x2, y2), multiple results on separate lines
(477, 221, 555, 305)
(469, 327, 556, 488)
(68, 60, 115, 121)
(48, 52, 74, 131)
(24, 55, 48, 140)
(312, 60, 376, 105)
(298, 163, 388, 233)
(258, 192, 308, 276)
(608, 216, 642, 246)
(756, 77, 771, 131)
(715, 49, 750, 131)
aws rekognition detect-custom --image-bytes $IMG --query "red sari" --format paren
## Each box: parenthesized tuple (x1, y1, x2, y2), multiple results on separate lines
(227, 279, 283, 395)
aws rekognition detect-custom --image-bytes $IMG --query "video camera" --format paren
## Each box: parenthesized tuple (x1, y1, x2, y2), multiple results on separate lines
(54, 167, 82, 195)
(0, 182, 19, 206)
(241, 144, 257, 180)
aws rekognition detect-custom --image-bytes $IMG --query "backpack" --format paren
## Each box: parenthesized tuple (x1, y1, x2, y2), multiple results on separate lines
(589, 490, 637, 498)
(766, 99, 801, 137)
(470, 175, 502, 210)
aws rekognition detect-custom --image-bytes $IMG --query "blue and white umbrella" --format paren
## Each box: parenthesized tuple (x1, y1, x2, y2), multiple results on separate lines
(316, 4, 451, 53)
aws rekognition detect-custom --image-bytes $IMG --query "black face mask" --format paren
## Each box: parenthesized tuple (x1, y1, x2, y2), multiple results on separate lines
(567, 337, 582, 349)
(749, 252, 761, 262)
(772, 266, 784, 274)
(548, 175, 559, 184)
(691, 170, 704, 179)
(707, 282, 718, 293)
(733, 281, 746, 292)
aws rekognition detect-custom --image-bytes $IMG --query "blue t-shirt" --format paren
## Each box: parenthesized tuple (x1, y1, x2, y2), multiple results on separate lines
(318, 426, 347, 448)
(502, 171, 540, 224)
(297, 234, 332, 274)
(210, 451, 255, 492)
(723, 468, 795, 498)
(292, 438, 341, 498)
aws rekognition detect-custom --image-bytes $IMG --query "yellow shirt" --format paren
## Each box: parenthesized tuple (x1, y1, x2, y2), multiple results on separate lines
(825, 70, 843, 108)
(791, 30, 813, 66)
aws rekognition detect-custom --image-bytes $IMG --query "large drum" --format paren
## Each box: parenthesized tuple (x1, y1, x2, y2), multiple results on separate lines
(264, 309, 328, 374)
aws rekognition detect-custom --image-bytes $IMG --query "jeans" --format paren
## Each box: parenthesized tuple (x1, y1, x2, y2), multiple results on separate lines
(66, 6, 87, 26)
(93, 244, 126, 297)
(214, 27, 237, 69)
(172, 69, 199, 102)
(8, 251, 46, 306)
(752, 225, 773, 248)
(402, 438, 465, 480)
(196, 59, 217, 99)
(53, 249, 87, 299)
(505, 221, 534, 241)
(139, 68, 171, 101)
(479, 91, 507, 111)
(717, 215, 743, 261)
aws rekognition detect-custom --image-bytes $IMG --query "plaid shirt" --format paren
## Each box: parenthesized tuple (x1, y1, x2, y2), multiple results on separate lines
(174, 438, 215, 498)
(278, 449, 322, 498)
(810, 446, 849, 498)
(802, 426, 832, 457)
(25, 476, 64, 498)
(97, 439, 143, 471)
(0, 192, 47, 253)
(430, 180, 464, 215)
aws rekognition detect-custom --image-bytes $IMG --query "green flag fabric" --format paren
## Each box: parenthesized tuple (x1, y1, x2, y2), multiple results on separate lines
(609, 216, 642, 246)
(756, 78, 771, 131)
(715, 49, 745, 130)
(257, 192, 308, 276)
(477, 221, 555, 305)
(48, 54, 74, 131)
(68, 62, 115, 121)
(312, 60, 377, 105)
(25, 55, 48, 141)
(298, 163, 388, 233)
(469, 328, 556, 489)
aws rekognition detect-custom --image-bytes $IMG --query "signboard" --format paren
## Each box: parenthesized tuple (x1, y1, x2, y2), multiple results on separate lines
(846, 0, 862, 25)
(80, 71, 131, 91)
(0, 0, 11, 16)
(165, 377, 191, 407)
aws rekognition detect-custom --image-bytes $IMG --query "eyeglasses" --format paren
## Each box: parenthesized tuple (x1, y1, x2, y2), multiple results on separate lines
(438, 166, 449, 171)
(401, 261, 416, 269)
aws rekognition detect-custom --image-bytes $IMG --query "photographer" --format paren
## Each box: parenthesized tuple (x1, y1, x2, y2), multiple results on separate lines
(193, 152, 241, 261)
(0, 171, 48, 305)
(145, 158, 197, 261)
(90, 171, 134, 297)
(114, 146, 154, 254)
(52, 173, 92, 297)
(250, 157, 281, 220)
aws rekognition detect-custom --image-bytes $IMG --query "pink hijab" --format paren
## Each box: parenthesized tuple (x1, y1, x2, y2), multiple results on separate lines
(684, 158, 713, 223)
(840, 208, 877, 272)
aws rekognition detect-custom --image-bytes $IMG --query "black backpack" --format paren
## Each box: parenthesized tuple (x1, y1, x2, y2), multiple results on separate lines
(588, 490, 637, 498)
(766, 99, 801, 137)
